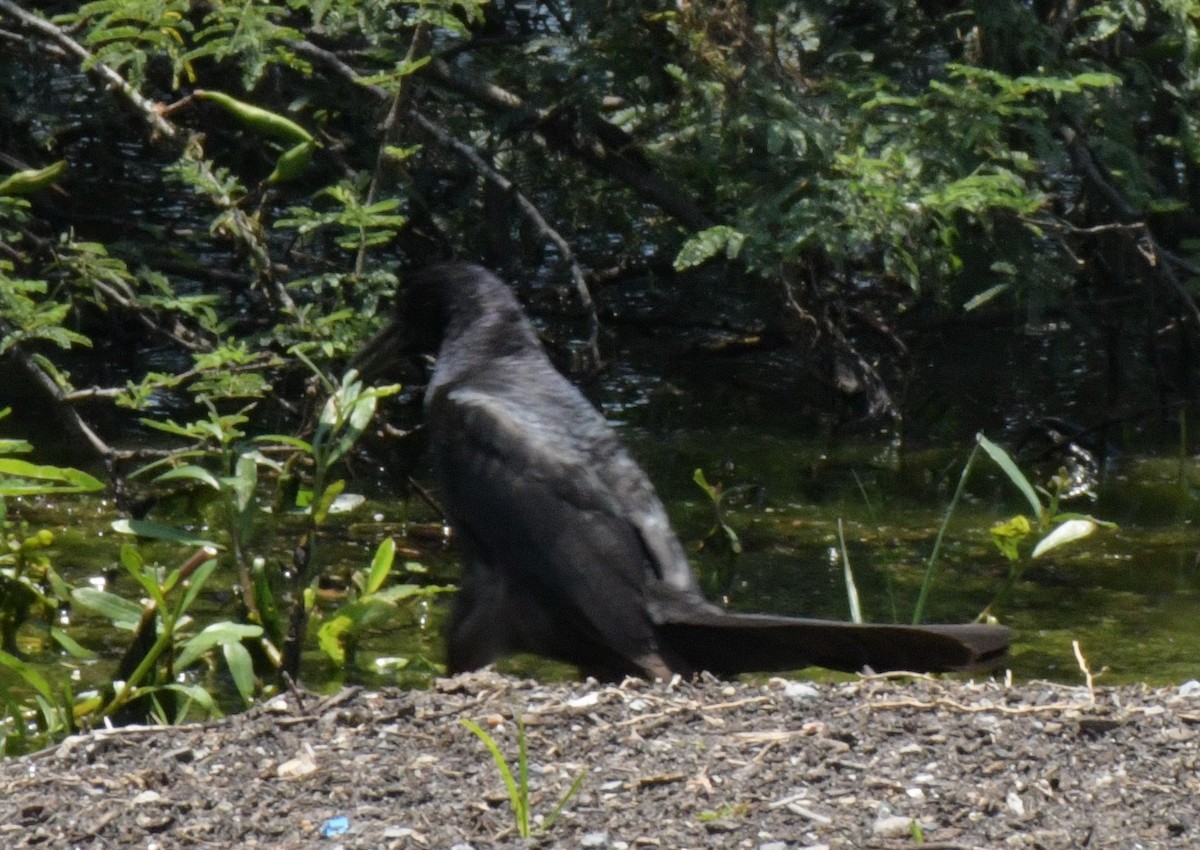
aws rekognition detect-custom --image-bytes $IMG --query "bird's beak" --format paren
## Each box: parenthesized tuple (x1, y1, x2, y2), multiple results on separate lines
(350, 317, 407, 384)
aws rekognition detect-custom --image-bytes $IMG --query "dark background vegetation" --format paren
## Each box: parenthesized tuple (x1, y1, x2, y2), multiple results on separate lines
(2, 0, 1200, 749)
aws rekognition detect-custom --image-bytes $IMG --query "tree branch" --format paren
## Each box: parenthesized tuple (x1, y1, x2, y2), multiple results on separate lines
(290, 39, 713, 232)
(1060, 125, 1200, 331)
(0, 323, 113, 466)
(292, 38, 603, 367)
(0, 0, 177, 141)
(408, 109, 601, 367)
(423, 57, 715, 231)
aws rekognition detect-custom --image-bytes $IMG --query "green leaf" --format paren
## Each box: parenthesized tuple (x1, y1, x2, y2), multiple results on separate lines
(175, 621, 263, 671)
(178, 556, 219, 616)
(160, 682, 217, 716)
(327, 492, 365, 514)
(0, 650, 54, 701)
(366, 537, 396, 595)
(111, 519, 220, 548)
(692, 468, 718, 501)
(0, 459, 104, 493)
(122, 549, 167, 610)
(461, 717, 527, 836)
(71, 587, 145, 630)
(222, 641, 256, 706)
(976, 434, 1043, 520)
(1071, 72, 1121, 89)
(317, 614, 352, 665)
(155, 464, 221, 490)
(963, 283, 1010, 312)
(313, 478, 345, 524)
(674, 226, 746, 271)
(50, 627, 97, 660)
(227, 452, 258, 513)
(119, 543, 144, 574)
(256, 434, 313, 453)
(989, 514, 1032, 562)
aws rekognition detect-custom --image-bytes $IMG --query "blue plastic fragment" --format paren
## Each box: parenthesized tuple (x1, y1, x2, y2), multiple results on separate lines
(320, 815, 350, 837)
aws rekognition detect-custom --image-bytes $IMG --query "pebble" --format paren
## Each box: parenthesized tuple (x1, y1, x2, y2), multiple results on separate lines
(1179, 679, 1200, 697)
(783, 682, 820, 700)
(568, 692, 601, 708)
(872, 814, 917, 838)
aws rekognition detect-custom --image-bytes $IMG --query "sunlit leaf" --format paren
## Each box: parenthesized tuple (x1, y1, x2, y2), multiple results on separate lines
(366, 537, 396, 595)
(1032, 518, 1098, 558)
(175, 621, 263, 671)
(327, 492, 365, 514)
(674, 226, 746, 271)
(50, 627, 97, 660)
(222, 641, 256, 706)
(317, 615, 352, 665)
(989, 514, 1032, 562)
(155, 464, 221, 490)
(71, 587, 144, 630)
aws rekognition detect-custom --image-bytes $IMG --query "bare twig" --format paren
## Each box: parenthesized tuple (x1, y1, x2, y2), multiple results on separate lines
(291, 38, 713, 232)
(355, 23, 431, 276)
(1059, 125, 1200, 331)
(408, 110, 601, 367)
(1, 323, 113, 465)
(424, 56, 715, 231)
(1073, 639, 1097, 705)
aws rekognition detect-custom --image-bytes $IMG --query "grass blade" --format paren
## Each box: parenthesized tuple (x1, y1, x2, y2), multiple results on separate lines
(461, 717, 528, 837)
(977, 433, 1043, 520)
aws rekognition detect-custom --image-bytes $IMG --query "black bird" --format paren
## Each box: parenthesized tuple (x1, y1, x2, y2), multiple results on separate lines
(357, 263, 1009, 680)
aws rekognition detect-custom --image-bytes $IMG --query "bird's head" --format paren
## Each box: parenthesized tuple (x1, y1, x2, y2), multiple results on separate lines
(353, 263, 536, 381)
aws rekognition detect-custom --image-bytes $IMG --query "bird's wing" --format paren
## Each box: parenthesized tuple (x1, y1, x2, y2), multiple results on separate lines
(428, 381, 671, 674)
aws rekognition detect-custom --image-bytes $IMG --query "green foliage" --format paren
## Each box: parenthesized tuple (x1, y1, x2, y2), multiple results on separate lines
(674, 226, 746, 271)
(316, 537, 451, 668)
(911, 434, 1114, 625)
(277, 182, 409, 251)
(69, 543, 246, 718)
(691, 468, 747, 601)
(55, 0, 195, 87)
(461, 713, 586, 838)
(692, 468, 743, 556)
(0, 409, 101, 666)
(0, 649, 75, 756)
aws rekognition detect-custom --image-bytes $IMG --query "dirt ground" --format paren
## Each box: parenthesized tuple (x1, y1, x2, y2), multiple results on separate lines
(2, 672, 1198, 849)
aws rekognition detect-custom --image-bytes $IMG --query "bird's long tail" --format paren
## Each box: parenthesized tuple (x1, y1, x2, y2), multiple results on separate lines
(650, 588, 1009, 675)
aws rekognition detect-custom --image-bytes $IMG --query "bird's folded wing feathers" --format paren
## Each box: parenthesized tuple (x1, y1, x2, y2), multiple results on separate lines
(431, 385, 668, 664)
